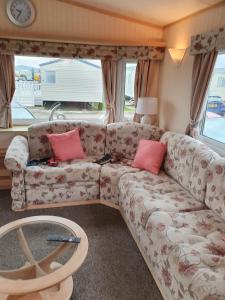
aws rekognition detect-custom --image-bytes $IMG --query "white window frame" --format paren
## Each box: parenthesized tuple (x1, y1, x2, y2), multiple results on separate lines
(199, 135, 225, 156)
(13, 117, 40, 126)
(117, 59, 137, 122)
(199, 51, 225, 157)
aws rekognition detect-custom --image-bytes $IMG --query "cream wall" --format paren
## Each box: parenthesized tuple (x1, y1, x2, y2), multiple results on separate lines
(159, 5, 225, 133)
(0, 0, 163, 45)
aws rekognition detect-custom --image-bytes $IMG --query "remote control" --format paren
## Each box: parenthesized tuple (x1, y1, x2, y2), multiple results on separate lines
(47, 234, 81, 243)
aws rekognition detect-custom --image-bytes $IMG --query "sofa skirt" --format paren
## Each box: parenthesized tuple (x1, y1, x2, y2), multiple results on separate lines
(25, 181, 99, 206)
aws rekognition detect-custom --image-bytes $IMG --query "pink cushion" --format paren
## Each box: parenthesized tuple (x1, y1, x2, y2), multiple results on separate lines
(132, 140, 167, 175)
(47, 129, 86, 161)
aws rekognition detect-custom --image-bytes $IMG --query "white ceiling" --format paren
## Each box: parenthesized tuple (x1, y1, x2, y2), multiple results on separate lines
(75, 0, 223, 26)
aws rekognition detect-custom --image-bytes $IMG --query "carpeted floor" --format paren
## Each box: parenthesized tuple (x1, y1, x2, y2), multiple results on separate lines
(0, 190, 163, 300)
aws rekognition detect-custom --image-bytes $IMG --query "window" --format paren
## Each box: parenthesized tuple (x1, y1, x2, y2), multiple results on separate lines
(202, 53, 225, 148)
(217, 76, 225, 87)
(12, 56, 104, 124)
(45, 71, 56, 84)
(123, 62, 137, 121)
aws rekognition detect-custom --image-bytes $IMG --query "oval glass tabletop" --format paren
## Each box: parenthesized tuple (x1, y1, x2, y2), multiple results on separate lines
(0, 216, 88, 295)
(0, 222, 77, 273)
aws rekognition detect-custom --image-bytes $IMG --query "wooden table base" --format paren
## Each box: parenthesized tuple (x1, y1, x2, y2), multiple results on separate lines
(0, 217, 88, 299)
(0, 275, 73, 300)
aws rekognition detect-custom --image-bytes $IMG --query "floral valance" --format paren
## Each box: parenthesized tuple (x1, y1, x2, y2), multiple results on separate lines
(0, 38, 165, 61)
(190, 27, 225, 55)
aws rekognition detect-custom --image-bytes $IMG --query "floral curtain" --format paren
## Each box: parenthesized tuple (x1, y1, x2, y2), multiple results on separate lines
(0, 38, 165, 61)
(133, 60, 160, 122)
(190, 27, 225, 55)
(0, 54, 15, 128)
(101, 60, 118, 124)
(186, 49, 217, 137)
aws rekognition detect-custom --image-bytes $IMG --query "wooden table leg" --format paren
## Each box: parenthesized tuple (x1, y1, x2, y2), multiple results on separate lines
(0, 275, 73, 300)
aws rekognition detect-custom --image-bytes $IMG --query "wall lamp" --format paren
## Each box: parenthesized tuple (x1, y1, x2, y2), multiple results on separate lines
(168, 48, 186, 66)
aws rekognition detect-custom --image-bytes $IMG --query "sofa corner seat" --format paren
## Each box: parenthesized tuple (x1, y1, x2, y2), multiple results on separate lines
(101, 122, 165, 205)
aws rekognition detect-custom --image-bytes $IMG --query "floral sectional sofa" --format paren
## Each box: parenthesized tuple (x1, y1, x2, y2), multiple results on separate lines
(4, 121, 225, 300)
(4, 121, 163, 210)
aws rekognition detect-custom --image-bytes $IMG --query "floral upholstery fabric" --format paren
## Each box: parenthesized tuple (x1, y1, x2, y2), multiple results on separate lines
(100, 162, 139, 205)
(23, 157, 101, 208)
(119, 171, 205, 229)
(205, 158, 225, 221)
(190, 27, 225, 55)
(4, 136, 29, 171)
(106, 122, 164, 161)
(160, 132, 219, 203)
(11, 171, 26, 211)
(26, 181, 99, 206)
(28, 121, 106, 160)
(0, 38, 165, 60)
(24, 157, 100, 185)
(120, 212, 194, 300)
(4, 136, 29, 211)
(146, 210, 225, 300)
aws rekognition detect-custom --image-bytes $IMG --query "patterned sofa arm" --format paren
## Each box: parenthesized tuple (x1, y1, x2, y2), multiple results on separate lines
(4, 136, 29, 171)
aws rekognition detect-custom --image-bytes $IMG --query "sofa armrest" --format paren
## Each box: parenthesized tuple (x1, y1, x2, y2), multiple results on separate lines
(4, 136, 29, 171)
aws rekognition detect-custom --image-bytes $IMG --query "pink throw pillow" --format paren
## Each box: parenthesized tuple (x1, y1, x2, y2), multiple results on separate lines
(132, 140, 167, 175)
(47, 129, 86, 161)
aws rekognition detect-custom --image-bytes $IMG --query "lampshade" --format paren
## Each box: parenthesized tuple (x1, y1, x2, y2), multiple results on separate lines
(136, 97, 158, 115)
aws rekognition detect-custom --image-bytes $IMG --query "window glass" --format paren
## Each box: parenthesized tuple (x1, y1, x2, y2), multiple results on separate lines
(45, 71, 56, 84)
(123, 62, 137, 121)
(12, 56, 104, 124)
(202, 53, 225, 144)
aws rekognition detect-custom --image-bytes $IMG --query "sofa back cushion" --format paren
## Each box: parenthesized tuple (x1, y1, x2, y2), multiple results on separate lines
(105, 122, 164, 161)
(160, 132, 219, 203)
(28, 121, 106, 160)
(205, 158, 225, 221)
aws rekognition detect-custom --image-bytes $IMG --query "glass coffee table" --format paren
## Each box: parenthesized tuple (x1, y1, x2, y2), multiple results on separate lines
(0, 216, 88, 300)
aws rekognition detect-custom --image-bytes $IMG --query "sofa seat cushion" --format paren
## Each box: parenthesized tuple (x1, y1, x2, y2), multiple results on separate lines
(119, 171, 205, 229)
(119, 216, 192, 300)
(100, 163, 140, 205)
(24, 157, 100, 185)
(146, 210, 225, 300)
